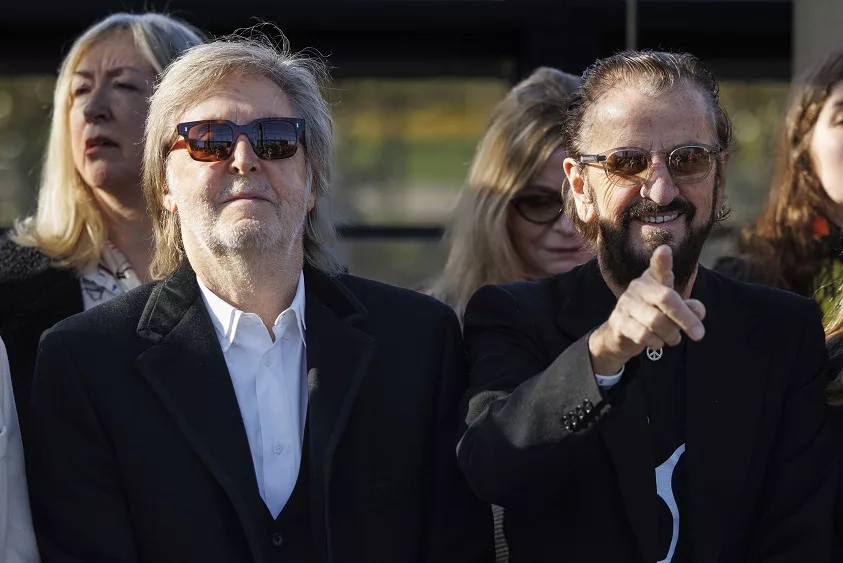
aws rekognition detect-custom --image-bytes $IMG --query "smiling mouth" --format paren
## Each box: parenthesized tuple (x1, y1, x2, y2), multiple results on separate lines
(637, 212, 681, 224)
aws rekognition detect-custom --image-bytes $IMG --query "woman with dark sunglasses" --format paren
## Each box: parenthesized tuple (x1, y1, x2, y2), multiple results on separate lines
(425, 66, 591, 563)
(426, 67, 592, 324)
(713, 47, 843, 319)
(0, 13, 205, 442)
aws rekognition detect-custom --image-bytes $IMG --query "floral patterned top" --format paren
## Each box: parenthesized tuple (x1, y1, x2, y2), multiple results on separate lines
(80, 241, 142, 311)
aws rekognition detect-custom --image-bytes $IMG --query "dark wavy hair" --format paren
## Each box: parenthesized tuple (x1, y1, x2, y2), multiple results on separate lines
(736, 47, 843, 296)
(561, 49, 733, 244)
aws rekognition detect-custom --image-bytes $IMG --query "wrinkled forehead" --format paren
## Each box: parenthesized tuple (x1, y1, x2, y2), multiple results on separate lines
(581, 83, 717, 153)
(176, 72, 294, 125)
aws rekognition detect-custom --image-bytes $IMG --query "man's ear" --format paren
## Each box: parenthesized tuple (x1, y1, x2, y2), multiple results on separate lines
(715, 150, 730, 212)
(162, 189, 178, 213)
(162, 163, 178, 213)
(563, 157, 596, 224)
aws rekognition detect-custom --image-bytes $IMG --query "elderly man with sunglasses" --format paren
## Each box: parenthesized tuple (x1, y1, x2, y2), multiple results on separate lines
(26, 33, 492, 563)
(457, 49, 834, 563)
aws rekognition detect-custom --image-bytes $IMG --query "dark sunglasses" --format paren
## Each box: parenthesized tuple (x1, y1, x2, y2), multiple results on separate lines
(510, 191, 565, 224)
(578, 144, 721, 188)
(172, 117, 305, 162)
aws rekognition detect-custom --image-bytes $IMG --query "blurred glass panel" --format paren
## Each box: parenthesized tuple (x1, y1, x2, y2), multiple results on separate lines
(704, 80, 791, 261)
(0, 76, 54, 226)
(338, 237, 446, 291)
(0, 74, 794, 289)
(329, 78, 511, 226)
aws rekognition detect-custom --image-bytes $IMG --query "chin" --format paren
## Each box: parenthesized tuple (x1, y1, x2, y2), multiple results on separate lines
(211, 222, 284, 252)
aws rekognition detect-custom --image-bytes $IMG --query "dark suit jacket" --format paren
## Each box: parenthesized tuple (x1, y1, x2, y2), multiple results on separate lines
(827, 347, 843, 560)
(27, 262, 493, 563)
(458, 259, 834, 563)
(0, 234, 82, 441)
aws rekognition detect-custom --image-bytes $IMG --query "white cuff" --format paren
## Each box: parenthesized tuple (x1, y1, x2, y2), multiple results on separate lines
(595, 365, 625, 389)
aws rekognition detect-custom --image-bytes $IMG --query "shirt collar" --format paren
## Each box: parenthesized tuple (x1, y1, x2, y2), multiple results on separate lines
(197, 270, 307, 353)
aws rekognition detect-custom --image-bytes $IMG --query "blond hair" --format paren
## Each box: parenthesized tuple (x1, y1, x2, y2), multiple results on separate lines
(142, 29, 343, 279)
(425, 67, 581, 320)
(13, 12, 206, 273)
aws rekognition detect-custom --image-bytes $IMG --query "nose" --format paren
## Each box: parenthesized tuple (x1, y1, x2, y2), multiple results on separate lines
(551, 211, 578, 236)
(81, 85, 112, 123)
(640, 157, 678, 206)
(228, 133, 261, 175)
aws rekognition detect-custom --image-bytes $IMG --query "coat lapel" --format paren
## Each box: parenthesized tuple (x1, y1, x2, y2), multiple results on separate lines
(685, 267, 766, 563)
(303, 269, 376, 563)
(554, 259, 659, 561)
(133, 263, 267, 562)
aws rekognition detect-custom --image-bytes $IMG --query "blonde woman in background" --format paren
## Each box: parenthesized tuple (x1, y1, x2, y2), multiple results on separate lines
(0, 12, 205, 440)
(426, 66, 591, 563)
(427, 67, 592, 322)
(0, 337, 38, 563)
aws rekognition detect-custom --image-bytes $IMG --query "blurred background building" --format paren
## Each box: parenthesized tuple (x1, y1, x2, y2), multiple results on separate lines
(0, 0, 838, 288)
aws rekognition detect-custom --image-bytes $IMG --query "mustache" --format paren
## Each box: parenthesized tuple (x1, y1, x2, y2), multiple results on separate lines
(622, 197, 695, 222)
(217, 178, 277, 204)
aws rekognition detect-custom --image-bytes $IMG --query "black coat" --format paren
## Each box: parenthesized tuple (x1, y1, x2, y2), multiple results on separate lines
(27, 261, 493, 563)
(458, 259, 834, 563)
(827, 347, 843, 560)
(0, 234, 82, 441)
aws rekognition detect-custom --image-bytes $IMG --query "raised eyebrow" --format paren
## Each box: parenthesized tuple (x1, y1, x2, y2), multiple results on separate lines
(73, 67, 144, 80)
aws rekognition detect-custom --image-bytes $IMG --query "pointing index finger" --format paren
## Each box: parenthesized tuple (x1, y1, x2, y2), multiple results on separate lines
(648, 244, 674, 289)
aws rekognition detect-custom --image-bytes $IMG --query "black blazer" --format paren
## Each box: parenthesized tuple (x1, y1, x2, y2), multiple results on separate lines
(458, 259, 834, 563)
(0, 234, 82, 439)
(27, 262, 492, 563)
(827, 347, 843, 559)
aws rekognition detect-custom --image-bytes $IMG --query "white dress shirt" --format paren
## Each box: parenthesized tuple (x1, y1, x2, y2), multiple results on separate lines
(0, 338, 39, 562)
(198, 272, 308, 518)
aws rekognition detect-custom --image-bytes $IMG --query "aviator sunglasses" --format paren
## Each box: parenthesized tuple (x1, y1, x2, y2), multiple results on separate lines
(172, 117, 305, 162)
(577, 144, 721, 188)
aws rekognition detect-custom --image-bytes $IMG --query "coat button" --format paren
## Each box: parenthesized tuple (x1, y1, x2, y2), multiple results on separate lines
(583, 400, 593, 414)
(271, 533, 284, 547)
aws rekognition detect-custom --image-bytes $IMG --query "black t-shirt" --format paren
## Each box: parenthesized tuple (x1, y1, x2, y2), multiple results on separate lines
(607, 343, 690, 562)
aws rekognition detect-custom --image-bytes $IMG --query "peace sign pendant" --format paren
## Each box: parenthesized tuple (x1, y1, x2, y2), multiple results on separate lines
(646, 347, 663, 361)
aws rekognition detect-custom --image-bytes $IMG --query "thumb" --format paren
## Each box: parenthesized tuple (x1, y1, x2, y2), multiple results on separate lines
(648, 244, 674, 288)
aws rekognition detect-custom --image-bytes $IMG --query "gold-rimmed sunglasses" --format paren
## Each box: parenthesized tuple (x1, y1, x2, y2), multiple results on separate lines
(578, 144, 721, 188)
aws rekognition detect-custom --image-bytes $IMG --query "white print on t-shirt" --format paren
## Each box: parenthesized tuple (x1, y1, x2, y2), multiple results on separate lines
(655, 443, 686, 563)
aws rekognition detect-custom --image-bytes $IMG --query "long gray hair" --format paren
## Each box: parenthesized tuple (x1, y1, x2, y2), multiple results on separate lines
(143, 29, 343, 279)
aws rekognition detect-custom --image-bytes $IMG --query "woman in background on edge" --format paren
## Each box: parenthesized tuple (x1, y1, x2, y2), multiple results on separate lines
(0, 12, 205, 440)
(427, 67, 592, 324)
(426, 66, 592, 563)
(714, 47, 843, 319)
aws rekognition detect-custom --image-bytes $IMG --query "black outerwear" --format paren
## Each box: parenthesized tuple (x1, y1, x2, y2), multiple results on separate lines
(826, 347, 843, 561)
(0, 234, 82, 441)
(458, 258, 834, 563)
(27, 261, 493, 563)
